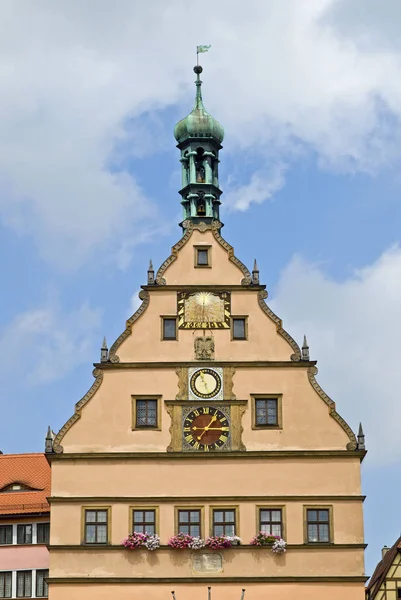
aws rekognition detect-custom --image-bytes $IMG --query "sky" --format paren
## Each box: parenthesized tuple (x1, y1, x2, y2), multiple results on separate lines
(0, 0, 401, 576)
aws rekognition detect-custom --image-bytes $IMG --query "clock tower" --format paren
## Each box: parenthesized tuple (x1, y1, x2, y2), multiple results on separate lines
(47, 63, 367, 600)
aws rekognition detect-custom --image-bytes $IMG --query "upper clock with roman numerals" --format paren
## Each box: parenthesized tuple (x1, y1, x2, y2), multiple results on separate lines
(183, 406, 230, 452)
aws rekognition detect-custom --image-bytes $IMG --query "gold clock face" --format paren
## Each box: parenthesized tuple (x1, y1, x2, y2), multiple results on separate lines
(177, 291, 230, 329)
(183, 406, 230, 451)
(190, 368, 222, 399)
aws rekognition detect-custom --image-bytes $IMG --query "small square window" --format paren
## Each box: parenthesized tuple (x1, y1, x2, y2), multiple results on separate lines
(16, 571, 32, 598)
(178, 509, 201, 537)
(194, 246, 211, 268)
(0, 525, 12, 545)
(84, 509, 109, 544)
(162, 317, 177, 340)
(255, 398, 278, 426)
(17, 524, 32, 545)
(135, 399, 158, 428)
(212, 509, 236, 537)
(132, 509, 156, 535)
(0, 571, 12, 598)
(259, 508, 283, 537)
(306, 508, 331, 543)
(37, 522, 50, 544)
(36, 570, 49, 598)
(232, 318, 247, 340)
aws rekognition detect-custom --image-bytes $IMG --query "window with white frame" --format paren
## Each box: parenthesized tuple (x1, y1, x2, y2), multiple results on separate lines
(0, 572, 12, 599)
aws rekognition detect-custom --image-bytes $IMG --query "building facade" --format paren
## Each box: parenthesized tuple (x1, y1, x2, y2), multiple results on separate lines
(366, 538, 401, 600)
(47, 64, 367, 600)
(0, 453, 50, 598)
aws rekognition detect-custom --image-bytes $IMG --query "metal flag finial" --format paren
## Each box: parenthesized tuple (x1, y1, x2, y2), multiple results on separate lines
(240, 590, 246, 600)
(208, 587, 211, 600)
(171, 592, 176, 600)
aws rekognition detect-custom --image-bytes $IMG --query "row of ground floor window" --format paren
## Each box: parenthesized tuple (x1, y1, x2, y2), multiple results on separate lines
(0, 569, 48, 599)
(83, 506, 331, 544)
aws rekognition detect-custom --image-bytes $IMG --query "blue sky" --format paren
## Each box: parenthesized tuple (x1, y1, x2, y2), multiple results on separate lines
(1, 0, 401, 576)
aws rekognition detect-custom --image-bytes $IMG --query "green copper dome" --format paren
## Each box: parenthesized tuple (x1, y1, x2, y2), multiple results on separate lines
(174, 66, 224, 144)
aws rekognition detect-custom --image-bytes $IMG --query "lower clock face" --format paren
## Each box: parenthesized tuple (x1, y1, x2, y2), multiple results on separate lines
(183, 406, 230, 451)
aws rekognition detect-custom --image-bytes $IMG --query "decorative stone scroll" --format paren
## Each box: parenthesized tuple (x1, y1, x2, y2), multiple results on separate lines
(192, 552, 223, 574)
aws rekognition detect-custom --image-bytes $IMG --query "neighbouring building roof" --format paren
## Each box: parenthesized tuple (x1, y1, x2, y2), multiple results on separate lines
(366, 536, 401, 598)
(0, 453, 50, 515)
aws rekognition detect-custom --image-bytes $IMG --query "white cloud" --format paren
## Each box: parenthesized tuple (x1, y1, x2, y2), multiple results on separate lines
(225, 166, 287, 211)
(0, 296, 102, 384)
(269, 246, 401, 465)
(2, 1, 401, 263)
(129, 289, 142, 317)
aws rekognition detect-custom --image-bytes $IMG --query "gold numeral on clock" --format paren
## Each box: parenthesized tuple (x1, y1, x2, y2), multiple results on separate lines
(203, 407, 209, 414)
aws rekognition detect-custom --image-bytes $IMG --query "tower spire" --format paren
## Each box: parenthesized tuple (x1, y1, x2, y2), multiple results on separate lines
(301, 335, 310, 361)
(174, 64, 224, 230)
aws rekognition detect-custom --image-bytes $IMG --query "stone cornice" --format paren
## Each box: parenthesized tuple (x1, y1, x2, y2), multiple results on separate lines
(141, 284, 267, 291)
(47, 450, 366, 462)
(93, 360, 317, 370)
(48, 495, 366, 504)
(48, 543, 367, 551)
(48, 575, 368, 584)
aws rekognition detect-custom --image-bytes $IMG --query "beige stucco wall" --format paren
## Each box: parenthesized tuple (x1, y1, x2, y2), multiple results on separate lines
(49, 498, 363, 547)
(48, 582, 366, 600)
(59, 365, 350, 453)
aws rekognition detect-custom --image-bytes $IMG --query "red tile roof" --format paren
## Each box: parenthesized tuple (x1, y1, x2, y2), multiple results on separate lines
(0, 453, 50, 515)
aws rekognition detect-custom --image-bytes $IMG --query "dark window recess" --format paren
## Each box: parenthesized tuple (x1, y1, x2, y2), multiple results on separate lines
(255, 398, 278, 426)
(16, 571, 32, 598)
(36, 570, 49, 598)
(232, 318, 246, 339)
(0, 572, 12, 598)
(307, 509, 330, 543)
(84, 510, 108, 544)
(397, 590, 401, 599)
(163, 318, 177, 340)
(136, 399, 158, 428)
(132, 510, 156, 535)
(197, 249, 209, 266)
(37, 523, 50, 544)
(0, 525, 12, 545)
(17, 524, 32, 545)
(212, 509, 236, 537)
(259, 509, 282, 537)
(178, 510, 201, 537)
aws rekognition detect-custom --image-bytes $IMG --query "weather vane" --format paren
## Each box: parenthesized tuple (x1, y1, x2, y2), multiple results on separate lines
(196, 44, 211, 66)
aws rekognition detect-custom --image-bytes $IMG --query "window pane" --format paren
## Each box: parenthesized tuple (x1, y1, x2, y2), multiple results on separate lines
(144, 524, 155, 535)
(260, 510, 270, 522)
(267, 400, 278, 424)
(85, 525, 96, 543)
(225, 511, 234, 522)
(225, 524, 235, 536)
(233, 319, 246, 339)
(197, 249, 208, 265)
(97, 525, 107, 543)
(37, 523, 50, 544)
(214, 511, 224, 523)
(189, 524, 200, 536)
(85, 511, 96, 523)
(308, 524, 318, 542)
(134, 511, 143, 521)
(17, 571, 31, 597)
(307, 510, 317, 521)
(214, 525, 224, 536)
(36, 570, 49, 598)
(318, 524, 329, 542)
(0, 525, 12, 545)
(136, 400, 157, 427)
(179, 511, 189, 523)
(145, 511, 154, 522)
(0, 572, 12, 598)
(319, 510, 329, 522)
(134, 524, 144, 533)
(97, 511, 107, 523)
(163, 319, 176, 340)
(190, 511, 199, 523)
(271, 524, 281, 536)
(271, 510, 281, 522)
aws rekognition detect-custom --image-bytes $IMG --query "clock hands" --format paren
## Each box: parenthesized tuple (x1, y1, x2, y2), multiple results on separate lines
(192, 426, 229, 431)
(195, 415, 217, 440)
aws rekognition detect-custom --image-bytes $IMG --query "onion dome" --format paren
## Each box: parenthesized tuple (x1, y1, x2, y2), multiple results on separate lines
(174, 66, 224, 144)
